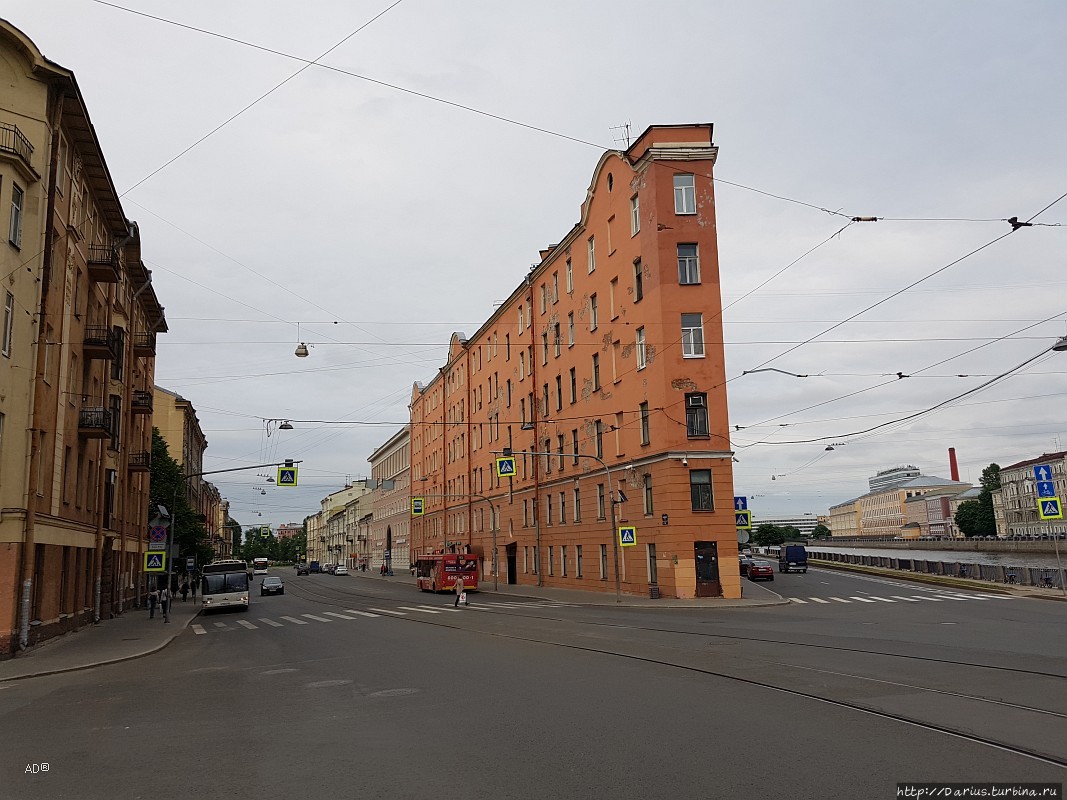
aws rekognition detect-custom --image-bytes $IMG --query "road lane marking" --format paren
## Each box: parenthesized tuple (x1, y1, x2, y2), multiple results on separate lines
(935, 595, 970, 601)
(947, 594, 994, 600)
(911, 596, 944, 601)
(237, 620, 258, 629)
(890, 596, 921, 602)
(302, 614, 333, 622)
(345, 610, 381, 618)
(788, 598, 807, 604)
(368, 608, 405, 616)
(281, 616, 308, 624)
(192, 624, 206, 635)
(828, 597, 851, 603)
(213, 622, 229, 628)
(849, 597, 877, 603)
(867, 596, 895, 602)
(259, 618, 284, 627)
(420, 605, 461, 612)
(397, 606, 441, 614)
(323, 612, 355, 620)
(808, 598, 831, 603)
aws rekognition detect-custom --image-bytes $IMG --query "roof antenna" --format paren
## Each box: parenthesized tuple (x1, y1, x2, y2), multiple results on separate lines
(609, 121, 632, 148)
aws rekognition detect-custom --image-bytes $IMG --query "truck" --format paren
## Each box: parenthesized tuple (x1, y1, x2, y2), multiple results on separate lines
(778, 544, 808, 574)
(309, 560, 321, 574)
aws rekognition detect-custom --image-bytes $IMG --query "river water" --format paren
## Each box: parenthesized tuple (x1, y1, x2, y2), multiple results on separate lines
(803, 545, 1066, 571)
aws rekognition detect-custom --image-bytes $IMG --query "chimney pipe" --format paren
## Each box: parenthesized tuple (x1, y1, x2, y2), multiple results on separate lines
(948, 447, 960, 482)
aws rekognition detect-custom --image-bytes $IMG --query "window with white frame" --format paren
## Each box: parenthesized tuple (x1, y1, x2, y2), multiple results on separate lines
(674, 173, 696, 214)
(561, 544, 567, 576)
(592, 353, 600, 390)
(9, 183, 24, 248)
(599, 544, 608, 579)
(630, 195, 640, 235)
(540, 283, 547, 313)
(568, 312, 575, 346)
(573, 486, 581, 522)
(552, 272, 559, 303)
(677, 243, 700, 284)
(685, 392, 709, 437)
(636, 327, 646, 369)
(587, 236, 596, 273)
(643, 474, 653, 514)
(566, 259, 573, 292)
(589, 294, 598, 330)
(681, 313, 705, 357)
(576, 544, 583, 577)
(633, 259, 643, 302)
(1, 292, 13, 357)
(640, 402, 650, 445)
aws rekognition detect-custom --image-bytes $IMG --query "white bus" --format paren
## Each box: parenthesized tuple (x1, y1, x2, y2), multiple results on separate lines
(201, 560, 250, 611)
(252, 557, 269, 575)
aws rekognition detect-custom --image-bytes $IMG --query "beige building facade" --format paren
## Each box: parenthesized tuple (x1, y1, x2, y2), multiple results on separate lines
(368, 426, 410, 573)
(993, 451, 1067, 538)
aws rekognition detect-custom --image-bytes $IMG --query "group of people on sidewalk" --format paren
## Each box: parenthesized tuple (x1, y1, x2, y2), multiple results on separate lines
(146, 576, 199, 619)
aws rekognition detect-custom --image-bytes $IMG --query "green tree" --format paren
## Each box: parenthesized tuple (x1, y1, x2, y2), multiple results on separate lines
(811, 524, 831, 539)
(149, 428, 212, 568)
(781, 525, 803, 541)
(752, 523, 786, 546)
(955, 462, 1001, 537)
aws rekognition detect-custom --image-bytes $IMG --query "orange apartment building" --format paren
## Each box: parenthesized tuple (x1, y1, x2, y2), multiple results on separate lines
(0, 20, 166, 656)
(409, 124, 738, 599)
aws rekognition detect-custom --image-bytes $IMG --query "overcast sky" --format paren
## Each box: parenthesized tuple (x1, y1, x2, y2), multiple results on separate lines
(10, 1, 1067, 525)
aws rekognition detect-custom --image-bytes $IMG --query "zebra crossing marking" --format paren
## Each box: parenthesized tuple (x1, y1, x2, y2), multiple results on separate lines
(280, 616, 308, 624)
(192, 624, 206, 635)
(808, 598, 831, 604)
(236, 620, 258, 629)
(828, 597, 851, 603)
(420, 605, 461, 612)
(849, 597, 877, 603)
(213, 621, 229, 628)
(396, 606, 441, 614)
(867, 596, 895, 603)
(259, 618, 284, 626)
(323, 612, 356, 620)
(345, 610, 381, 618)
(890, 596, 921, 602)
(788, 598, 807, 604)
(368, 608, 405, 616)
(302, 613, 332, 622)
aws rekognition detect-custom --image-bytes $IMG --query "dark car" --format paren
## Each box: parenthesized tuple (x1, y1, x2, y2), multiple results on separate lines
(261, 576, 284, 596)
(739, 556, 755, 576)
(296, 564, 309, 575)
(747, 561, 774, 581)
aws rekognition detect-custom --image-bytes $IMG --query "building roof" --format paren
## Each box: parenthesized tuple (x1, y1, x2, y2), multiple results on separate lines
(898, 475, 969, 489)
(1002, 451, 1067, 471)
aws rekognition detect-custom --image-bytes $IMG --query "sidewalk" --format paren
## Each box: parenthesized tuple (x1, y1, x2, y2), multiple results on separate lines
(351, 568, 788, 608)
(0, 598, 201, 682)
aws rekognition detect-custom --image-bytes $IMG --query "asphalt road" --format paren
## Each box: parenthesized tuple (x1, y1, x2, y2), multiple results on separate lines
(2, 569, 1064, 799)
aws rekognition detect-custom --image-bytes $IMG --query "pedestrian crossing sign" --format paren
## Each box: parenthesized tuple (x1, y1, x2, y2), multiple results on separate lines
(735, 510, 752, 529)
(618, 526, 637, 547)
(144, 551, 166, 572)
(411, 497, 425, 516)
(1038, 497, 1063, 520)
(495, 457, 516, 478)
(277, 467, 298, 486)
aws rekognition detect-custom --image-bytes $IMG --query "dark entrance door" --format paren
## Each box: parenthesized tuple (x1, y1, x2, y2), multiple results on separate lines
(694, 541, 721, 597)
(506, 543, 517, 585)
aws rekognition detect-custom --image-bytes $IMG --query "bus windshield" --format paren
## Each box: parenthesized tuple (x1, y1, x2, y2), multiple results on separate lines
(203, 572, 248, 594)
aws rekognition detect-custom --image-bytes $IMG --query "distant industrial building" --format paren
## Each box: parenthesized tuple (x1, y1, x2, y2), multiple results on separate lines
(828, 467, 971, 538)
(750, 515, 821, 536)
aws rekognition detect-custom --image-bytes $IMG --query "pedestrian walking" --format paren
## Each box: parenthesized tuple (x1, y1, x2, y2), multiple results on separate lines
(191, 576, 197, 600)
(148, 589, 158, 619)
(160, 587, 171, 622)
(180, 581, 189, 603)
(454, 576, 468, 607)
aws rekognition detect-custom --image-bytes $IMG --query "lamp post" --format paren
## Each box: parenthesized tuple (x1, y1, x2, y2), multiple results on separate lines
(498, 447, 622, 604)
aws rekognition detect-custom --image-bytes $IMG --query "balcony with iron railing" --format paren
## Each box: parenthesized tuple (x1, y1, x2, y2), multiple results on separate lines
(128, 451, 152, 472)
(87, 244, 120, 283)
(131, 390, 153, 414)
(83, 326, 115, 359)
(0, 122, 36, 180)
(78, 408, 114, 439)
(133, 330, 156, 355)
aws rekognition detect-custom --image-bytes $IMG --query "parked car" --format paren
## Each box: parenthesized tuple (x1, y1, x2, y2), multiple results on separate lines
(334, 564, 349, 576)
(295, 564, 309, 575)
(748, 561, 774, 581)
(260, 576, 285, 596)
(739, 556, 755, 576)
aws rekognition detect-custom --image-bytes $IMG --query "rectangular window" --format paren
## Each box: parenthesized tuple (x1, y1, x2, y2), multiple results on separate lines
(520, 398, 526, 425)
(571, 429, 579, 464)
(597, 483, 606, 520)
(548, 545, 554, 575)
(678, 243, 700, 284)
(523, 546, 528, 573)
(523, 499, 529, 527)
(600, 544, 608, 579)
(592, 354, 600, 391)
(643, 474, 653, 515)
(630, 195, 640, 235)
(554, 323, 561, 357)
(506, 333, 511, 360)
(589, 294, 598, 331)
(547, 495, 553, 526)
(552, 272, 559, 303)
(559, 491, 566, 524)
(1, 292, 12, 357)
(540, 283, 547, 314)
(690, 469, 714, 511)
(595, 420, 603, 459)
(573, 486, 581, 522)
(587, 236, 595, 273)
(569, 368, 577, 404)
(561, 545, 567, 576)
(541, 332, 549, 365)
(567, 313, 575, 346)
(110, 326, 124, 381)
(636, 327, 646, 370)
(566, 259, 573, 292)
(674, 173, 696, 215)
(686, 393, 709, 437)
(506, 379, 512, 407)
(520, 351, 526, 380)
(609, 277, 618, 319)
(533, 546, 538, 574)
(518, 305, 524, 332)
(611, 340, 620, 383)
(633, 259, 643, 302)
(640, 402, 650, 445)
(9, 183, 24, 248)
(647, 544, 658, 585)
(681, 313, 705, 357)
(557, 434, 565, 468)
(108, 394, 121, 451)
(576, 544, 583, 577)
(555, 377, 562, 411)
(542, 383, 549, 418)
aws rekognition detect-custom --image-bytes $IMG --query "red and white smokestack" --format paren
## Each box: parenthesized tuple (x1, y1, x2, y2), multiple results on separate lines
(948, 447, 960, 482)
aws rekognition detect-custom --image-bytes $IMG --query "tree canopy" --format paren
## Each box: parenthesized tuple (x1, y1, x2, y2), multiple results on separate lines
(149, 428, 213, 569)
(955, 463, 1001, 537)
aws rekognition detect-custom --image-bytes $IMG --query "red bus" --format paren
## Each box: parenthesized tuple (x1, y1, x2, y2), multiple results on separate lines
(415, 553, 479, 593)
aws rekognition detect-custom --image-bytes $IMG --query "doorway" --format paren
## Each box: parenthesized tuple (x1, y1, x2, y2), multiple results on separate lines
(506, 543, 517, 585)
(694, 541, 721, 597)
